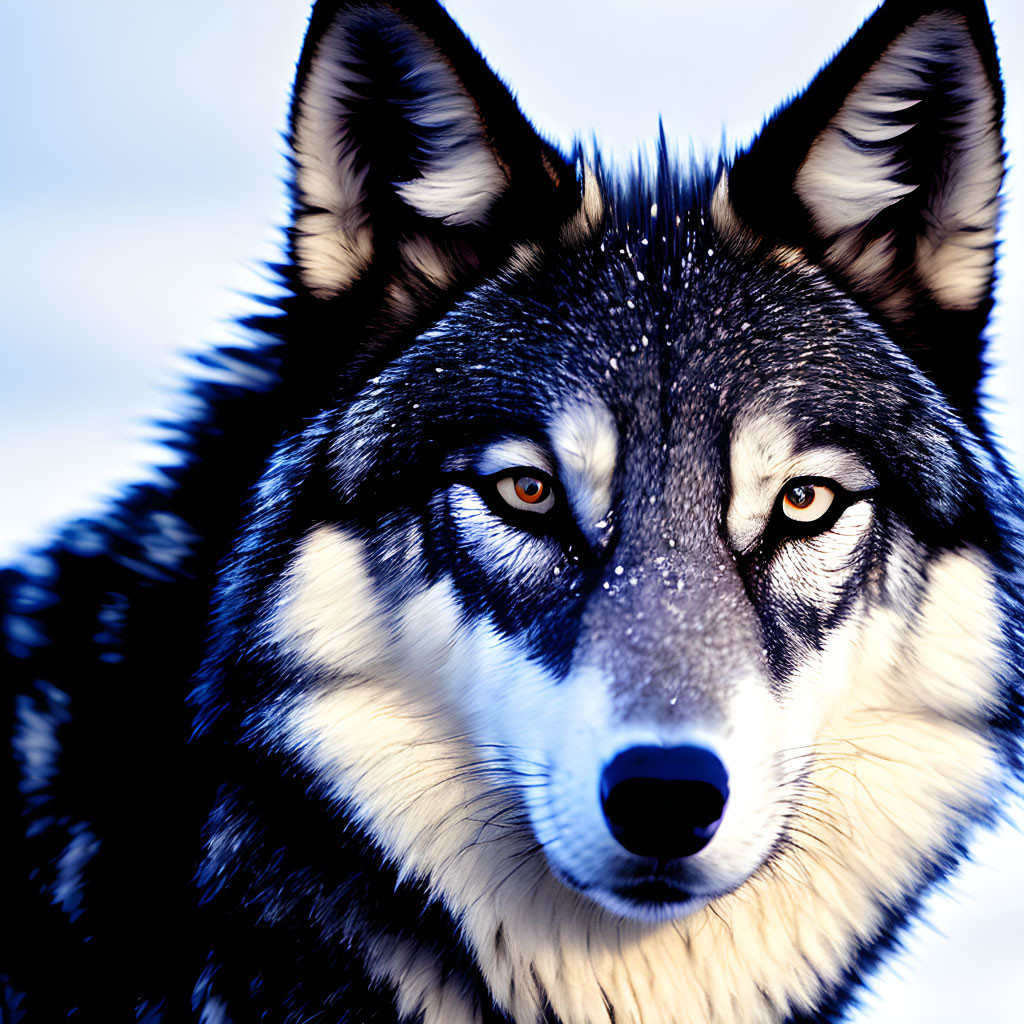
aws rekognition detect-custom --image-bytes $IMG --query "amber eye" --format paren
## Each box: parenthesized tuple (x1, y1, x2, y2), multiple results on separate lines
(516, 477, 546, 503)
(496, 472, 556, 514)
(780, 481, 835, 523)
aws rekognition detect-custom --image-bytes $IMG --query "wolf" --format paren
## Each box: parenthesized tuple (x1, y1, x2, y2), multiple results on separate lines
(2, 0, 1021, 1021)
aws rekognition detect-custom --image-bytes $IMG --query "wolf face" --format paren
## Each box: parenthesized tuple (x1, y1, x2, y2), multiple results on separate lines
(5, 1, 1019, 1023)
(269, 228, 1000, 928)
(181, 3, 1023, 1021)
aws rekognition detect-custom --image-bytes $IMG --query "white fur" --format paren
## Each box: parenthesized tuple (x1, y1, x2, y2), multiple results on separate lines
(367, 932, 480, 1024)
(506, 241, 544, 276)
(509, 663, 790, 919)
(710, 169, 759, 255)
(772, 501, 875, 604)
(448, 484, 557, 580)
(795, 12, 1002, 312)
(393, 49, 508, 228)
(559, 165, 605, 246)
(548, 401, 618, 536)
(269, 526, 389, 675)
(474, 438, 553, 477)
(292, 19, 375, 297)
(269, 503, 1003, 1024)
(401, 234, 458, 290)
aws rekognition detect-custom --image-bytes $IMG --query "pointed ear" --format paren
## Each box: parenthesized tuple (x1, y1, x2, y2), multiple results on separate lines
(717, 0, 1004, 420)
(286, 0, 601, 328)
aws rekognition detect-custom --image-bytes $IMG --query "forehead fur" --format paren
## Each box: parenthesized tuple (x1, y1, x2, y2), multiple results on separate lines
(316, 153, 983, 551)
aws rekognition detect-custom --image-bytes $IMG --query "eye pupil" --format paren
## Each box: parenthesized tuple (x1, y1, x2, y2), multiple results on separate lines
(778, 480, 838, 526)
(494, 469, 555, 515)
(515, 477, 545, 503)
(786, 485, 815, 509)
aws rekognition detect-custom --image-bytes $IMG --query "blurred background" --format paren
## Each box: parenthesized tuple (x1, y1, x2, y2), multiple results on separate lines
(1, 1, 1021, 1020)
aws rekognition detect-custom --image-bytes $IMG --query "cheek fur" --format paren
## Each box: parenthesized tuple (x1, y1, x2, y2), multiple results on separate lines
(770, 502, 874, 604)
(447, 484, 558, 582)
(751, 503, 875, 673)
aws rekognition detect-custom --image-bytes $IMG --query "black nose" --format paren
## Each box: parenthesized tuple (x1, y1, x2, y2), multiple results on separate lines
(599, 745, 729, 859)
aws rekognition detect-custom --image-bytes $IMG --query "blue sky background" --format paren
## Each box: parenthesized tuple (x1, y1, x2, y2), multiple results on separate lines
(1, 1, 1021, 1020)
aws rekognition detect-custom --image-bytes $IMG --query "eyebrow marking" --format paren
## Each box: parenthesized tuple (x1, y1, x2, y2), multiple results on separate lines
(548, 400, 618, 537)
(474, 439, 553, 477)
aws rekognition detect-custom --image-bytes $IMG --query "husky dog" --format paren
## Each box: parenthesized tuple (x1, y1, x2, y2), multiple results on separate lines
(3, 0, 1022, 1021)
